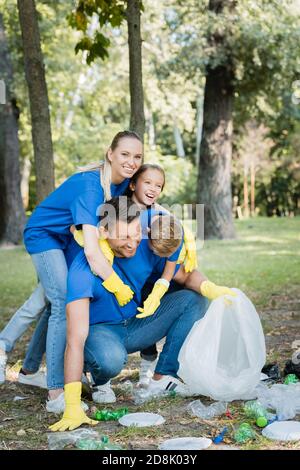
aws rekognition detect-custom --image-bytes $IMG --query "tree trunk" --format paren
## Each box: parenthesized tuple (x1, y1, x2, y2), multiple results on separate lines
(250, 159, 255, 216)
(173, 125, 185, 158)
(197, 65, 236, 239)
(17, 0, 54, 204)
(126, 0, 145, 141)
(0, 14, 26, 244)
(197, 0, 236, 239)
(243, 166, 249, 218)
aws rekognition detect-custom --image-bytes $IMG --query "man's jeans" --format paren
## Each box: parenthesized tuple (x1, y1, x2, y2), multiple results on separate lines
(84, 289, 208, 385)
(25, 249, 68, 390)
(0, 283, 47, 353)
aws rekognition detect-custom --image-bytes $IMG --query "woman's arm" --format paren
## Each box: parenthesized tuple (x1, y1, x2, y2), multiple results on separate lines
(64, 298, 89, 384)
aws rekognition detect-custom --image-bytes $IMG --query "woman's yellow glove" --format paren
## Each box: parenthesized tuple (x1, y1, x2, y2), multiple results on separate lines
(136, 279, 169, 318)
(73, 229, 114, 265)
(49, 382, 97, 432)
(178, 224, 198, 272)
(200, 280, 236, 301)
(102, 271, 134, 306)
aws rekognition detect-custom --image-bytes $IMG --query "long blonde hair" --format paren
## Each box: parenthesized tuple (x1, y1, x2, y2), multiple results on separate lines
(78, 130, 142, 201)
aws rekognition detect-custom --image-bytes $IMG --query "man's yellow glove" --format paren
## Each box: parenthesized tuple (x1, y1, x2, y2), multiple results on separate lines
(136, 279, 169, 318)
(74, 229, 114, 265)
(200, 280, 236, 301)
(49, 382, 97, 432)
(103, 271, 134, 306)
(178, 225, 198, 272)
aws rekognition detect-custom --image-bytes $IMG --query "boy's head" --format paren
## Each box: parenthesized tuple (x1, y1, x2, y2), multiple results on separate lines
(149, 214, 183, 258)
(98, 196, 142, 258)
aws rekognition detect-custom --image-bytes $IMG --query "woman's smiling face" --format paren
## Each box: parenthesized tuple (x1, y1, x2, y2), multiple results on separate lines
(108, 137, 143, 181)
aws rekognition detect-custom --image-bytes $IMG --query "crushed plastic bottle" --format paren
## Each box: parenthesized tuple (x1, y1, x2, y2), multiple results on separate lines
(244, 400, 269, 428)
(256, 382, 300, 421)
(93, 407, 128, 421)
(133, 386, 175, 405)
(47, 428, 100, 450)
(233, 423, 256, 443)
(76, 435, 123, 450)
(188, 400, 227, 419)
(284, 374, 299, 385)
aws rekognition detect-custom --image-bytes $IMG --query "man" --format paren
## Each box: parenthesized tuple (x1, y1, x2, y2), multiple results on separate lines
(50, 197, 209, 432)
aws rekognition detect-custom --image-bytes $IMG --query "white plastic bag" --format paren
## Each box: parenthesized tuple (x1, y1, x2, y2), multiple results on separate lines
(178, 289, 266, 401)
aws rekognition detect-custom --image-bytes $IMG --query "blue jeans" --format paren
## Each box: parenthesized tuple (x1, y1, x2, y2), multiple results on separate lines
(0, 283, 47, 353)
(25, 250, 68, 389)
(84, 289, 208, 385)
(22, 306, 50, 373)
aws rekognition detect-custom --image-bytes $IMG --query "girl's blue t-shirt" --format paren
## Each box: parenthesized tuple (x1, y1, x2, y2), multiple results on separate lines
(24, 171, 129, 254)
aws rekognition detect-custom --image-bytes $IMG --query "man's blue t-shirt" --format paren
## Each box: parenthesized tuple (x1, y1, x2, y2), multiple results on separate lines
(24, 171, 129, 254)
(66, 237, 182, 325)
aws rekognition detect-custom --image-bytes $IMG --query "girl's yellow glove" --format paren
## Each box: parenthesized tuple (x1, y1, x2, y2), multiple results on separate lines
(200, 280, 236, 301)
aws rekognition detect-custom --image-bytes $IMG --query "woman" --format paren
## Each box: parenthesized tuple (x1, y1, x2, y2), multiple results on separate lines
(18, 130, 143, 412)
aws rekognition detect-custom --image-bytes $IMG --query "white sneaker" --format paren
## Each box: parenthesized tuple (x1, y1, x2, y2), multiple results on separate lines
(46, 392, 89, 414)
(92, 381, 116, 404)
(146, 375, 195, 398)
(18, 370, 47, 389)
(0, 352, 7, 384)
(138, 358, 157, 387)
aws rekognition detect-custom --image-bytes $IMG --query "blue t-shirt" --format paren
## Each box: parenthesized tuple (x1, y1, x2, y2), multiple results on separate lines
(24, 171, 129, 254)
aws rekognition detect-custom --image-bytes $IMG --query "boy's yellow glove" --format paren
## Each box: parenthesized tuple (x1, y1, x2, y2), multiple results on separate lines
(177, 224, 198, 272)
(136, 279, 169, 318)
(73, 229, 114, 265)
(103, 271, 134, 306)
(49, 382, 97, 432)
(200, 280, 236, 301)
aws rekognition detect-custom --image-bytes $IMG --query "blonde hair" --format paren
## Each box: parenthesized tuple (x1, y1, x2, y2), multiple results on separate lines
(149, 215, 183, 258)
(78, 130, 142, 201)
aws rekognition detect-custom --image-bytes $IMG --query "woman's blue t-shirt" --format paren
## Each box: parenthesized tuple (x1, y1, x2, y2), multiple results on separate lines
(24, 171, 129, 254)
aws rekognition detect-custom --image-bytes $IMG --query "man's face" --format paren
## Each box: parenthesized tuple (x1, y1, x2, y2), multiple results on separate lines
(107, 218, 142, 258)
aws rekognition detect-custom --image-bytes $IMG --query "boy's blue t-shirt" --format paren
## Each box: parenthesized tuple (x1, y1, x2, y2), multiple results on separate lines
(24, 171, 129, 254)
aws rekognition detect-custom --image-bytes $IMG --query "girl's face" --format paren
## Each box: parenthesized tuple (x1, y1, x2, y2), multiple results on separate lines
(108, 137, 143, 182)
(131, 168, 165, 206)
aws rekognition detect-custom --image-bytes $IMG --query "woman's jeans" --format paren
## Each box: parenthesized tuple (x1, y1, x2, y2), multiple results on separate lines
(0, 283, 47, 353)
(24, 249, 68, 390)
(84, 289, 208, 385)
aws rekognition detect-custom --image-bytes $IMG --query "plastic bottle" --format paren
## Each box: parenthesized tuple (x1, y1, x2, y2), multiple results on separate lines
(93, 407, 128, 421)
(76, 435, 123, 450)
(244, 401, 268, 428)
(233, 423, 256, 443)
(284, 374, 299, 385)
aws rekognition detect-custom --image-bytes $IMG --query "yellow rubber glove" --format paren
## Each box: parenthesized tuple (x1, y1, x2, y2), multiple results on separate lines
(49, 382, 97, 432)
(178, 224, 198, 272)
(102, 271, 134, 306)
(74, 229, 114, 265)
(200, 280, 237, 301)
(136, 279, 169, 318)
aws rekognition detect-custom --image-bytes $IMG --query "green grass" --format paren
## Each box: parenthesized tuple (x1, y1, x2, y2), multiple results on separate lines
(198, 216, 300, 307)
